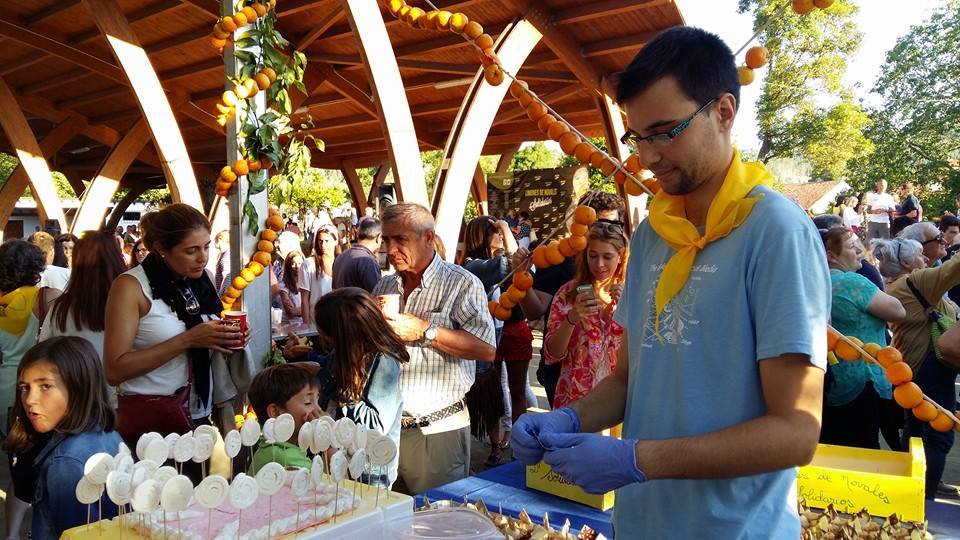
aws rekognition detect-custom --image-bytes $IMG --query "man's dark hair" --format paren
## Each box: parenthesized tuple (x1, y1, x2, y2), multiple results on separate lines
(940, 215, 960, 232)
(812, 214, 843, 230)
(357, 217, 382, 241)
(615, 26, 740, 109)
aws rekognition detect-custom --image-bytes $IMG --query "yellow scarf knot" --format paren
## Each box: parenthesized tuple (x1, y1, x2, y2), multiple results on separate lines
(647, 149, 773, 338)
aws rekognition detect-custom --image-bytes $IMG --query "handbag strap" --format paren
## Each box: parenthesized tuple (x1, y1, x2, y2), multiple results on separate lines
(905, 277, 937, 319)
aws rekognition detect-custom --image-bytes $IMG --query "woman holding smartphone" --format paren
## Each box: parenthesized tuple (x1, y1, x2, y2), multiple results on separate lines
(543, 222, 628, 408)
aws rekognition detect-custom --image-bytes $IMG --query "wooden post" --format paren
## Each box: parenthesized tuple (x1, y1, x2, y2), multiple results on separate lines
(595, 93, 643, 231)
(341, 164, 368, 216)
(471, 165, 489, 216)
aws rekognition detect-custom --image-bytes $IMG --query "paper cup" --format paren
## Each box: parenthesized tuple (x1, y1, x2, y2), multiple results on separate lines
(271, 307, 283, 326)
(378, 294, 401, 317)
(222, 311, 248, 349)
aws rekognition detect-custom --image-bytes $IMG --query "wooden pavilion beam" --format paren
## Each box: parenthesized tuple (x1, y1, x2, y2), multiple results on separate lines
(296, 6, 343, 51)
(471, 165, 488, 216)
(0, 116, 86, 235)
(23, 1, 83, 26)
(367, 161, 390, 206)
(554, 0, 675, 25)
(595, 93, 640, 231)
(339, 0, 428, 206)
(57, 58, 222, 109)
(105, 179, 155, 231)
(71, 119, 151, 234)
(432, 18, 542, 259)
(496, 143, 520, 173)
(0, 77, 67, 230)
(312, 54, 578, 82)
(340, 162, 368, 215)
(83, 0, 202, 208)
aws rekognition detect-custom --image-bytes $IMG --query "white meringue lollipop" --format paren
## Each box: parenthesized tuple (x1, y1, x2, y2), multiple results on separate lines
(83, 453, 114, 485)
(224, 430, 242, 458)
(365, 428, 380, 455)
(76, 476, 103, 504)
(310, 455, 325, 487)
(368, 435, 398, 466)
(329, 450, 348, 482)
(152, 465, 177, 484)
(317, 415, 336, 435)
(136, 432, 162, 461)
(334, 417, 356, 449)
(194, 475, 229, 509)
(192, 434, 214, 463)
(263, 417, 278, 443)
(193, 424, 219, 445)
(297, 421, 314, 453)
(240, 419, 261, 447)
(144, 438, 169, 465)
(106, 471, 132, 506)
(115, 454, 134, 475)
(117, 442, 131, 458)
(273, 413, 295, 442)
(291, 468, 311, 498)
(163, 433, 180, 460)
(353, 424, 368, 452)
(173, 433, 196, 463)
(313, 421, 332, 453)
(131, 459, 159, 488)
(349, 449, 367, 480)
(228, 473, 258, 509)
(131, 479, 161, 513)
(160, 474, 194, 512)
(255, 462, 285, 496)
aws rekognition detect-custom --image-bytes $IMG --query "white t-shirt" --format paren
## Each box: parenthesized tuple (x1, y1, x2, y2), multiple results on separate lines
(39, 265, 71, 291)
(297, 256, 332, 324)
(841, 207, 862, 229)
(865, 192, 896, 224)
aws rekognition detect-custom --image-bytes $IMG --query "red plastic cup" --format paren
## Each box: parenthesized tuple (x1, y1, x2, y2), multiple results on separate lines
(222, 311, 248, 349)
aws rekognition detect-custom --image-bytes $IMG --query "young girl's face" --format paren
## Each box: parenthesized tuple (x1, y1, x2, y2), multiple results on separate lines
(18, 361, 69, 434)
(587, 240, 622, 282)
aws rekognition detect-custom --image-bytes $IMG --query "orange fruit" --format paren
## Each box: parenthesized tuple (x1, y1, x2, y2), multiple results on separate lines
(557, 238, 575, 258)
(260, 229, 278, 242)
(574, 142, 594, 164)
(397, 5, 410, 20)
(464, 21, 484, 40)
(212, 25, 231, 39)
(531, 246, 550, 269)
(536, 114, 557, 134)
(526, 102, 548, 122)
(435, 10, 453, 30)
(862, 342, 882, 359)
(449, 12, 469, 33)
(483, 65, 504, 86)
(233, 10, 248, 25)
(573, 205, 597, 225)
(834, 336, 862, 361)
(225, 286, 242, 298)
(813, 0, 834, 7)
(738, 66, 755, 86)
(826, 327, 840, 351)
(547, 121, 570, 142)
(421, 11, 439, 30)
(885, 362, 913, 385)
(499, 294, 517, 309)
(240, 268, 256, 282)
(614, 171, 627, 184)
(243, 78, 259, 97)
(254, 73, 271, 90)
(268, 206, 280, 216)
(406, 7, 425, 25)
(570, 222, 588, 236)
(233, 159, 249, 176)
(643, 179, 662, 195)
(876, 346, 902, 368)
(558, 132, 580, 155)
(387, 0, 404, 16)
(260, 155, 274, 170)
(215, 180, 232, 195)
(545, 241, 566, 265)
(599, 159, 617, 177)
(247, 261, 265, 276)
(930, 412, 956, 433)
(912, 401, 938, 422)
(791, 0, 814, 14)
(518, 90, 534, 108)
(253, 251, 272, 266)
(512, 271, 534, 291)
(221, 16, 238, 32)
(478, 47, 496, 67)
(261, 67, 277, 82)
(220, 165, 237, 182)
(215, 102, 233, 115)
(505, 286, 526, 302)
(745, 46, 768, 69)
(493, 304, 511, 321)
(257, 240, 275, 253)
(222, 90, 239, 107)
(488, 300, 499, 315)
(266, 214, 284, 231)
(568, 235, 587, 252)
(251, 2, 268, 17)
(247, 158, 261, 172)
(894, 382, 924, 409)
(625, 179, 645, 197)
(509, 80, 528, 99)
(241, 6, 258, 22)
(589, 151, 606, 168)
(624, 153, 642, 173)
(234, 82, 250, 99)
(231, 276, 248, 291)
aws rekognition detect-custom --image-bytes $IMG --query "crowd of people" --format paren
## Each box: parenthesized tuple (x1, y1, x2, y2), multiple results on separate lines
(0, 26, 958, 540)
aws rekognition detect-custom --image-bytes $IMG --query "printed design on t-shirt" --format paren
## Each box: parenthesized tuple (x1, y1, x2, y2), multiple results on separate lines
(641, 263, 714, 347)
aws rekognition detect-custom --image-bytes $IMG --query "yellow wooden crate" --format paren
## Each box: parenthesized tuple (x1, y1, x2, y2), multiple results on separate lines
(797, 437, 925, 522)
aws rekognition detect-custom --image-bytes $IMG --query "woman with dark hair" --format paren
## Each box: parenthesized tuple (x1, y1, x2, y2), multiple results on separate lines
(283, 287, 408, 487)
(129, 238, 148, 269)
(0, 240, 60, 539)
(3, 337, 121, 539)
(299, 224, 338, 325)
(279, 251, 304, 325)
(39, 231, 129, 407)
(52, 233, 77, 269)
(103, 203, 243, 446)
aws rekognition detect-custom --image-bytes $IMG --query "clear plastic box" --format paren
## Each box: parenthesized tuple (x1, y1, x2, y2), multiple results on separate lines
(384, 507, 504, 540)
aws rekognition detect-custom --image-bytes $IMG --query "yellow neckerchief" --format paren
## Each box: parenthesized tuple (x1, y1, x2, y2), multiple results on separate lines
(647, 149, 773, 337)
(0, 286, 40, 336)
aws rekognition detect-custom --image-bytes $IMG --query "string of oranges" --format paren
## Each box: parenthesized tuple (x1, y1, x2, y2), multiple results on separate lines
(220, 207, 286, 311)
(827, 326, 960, 433)
(215, 66, 278, 128)
(208, 0, 277, 53)
(214, 155, 275, 197)
(738, 0, 835, 85)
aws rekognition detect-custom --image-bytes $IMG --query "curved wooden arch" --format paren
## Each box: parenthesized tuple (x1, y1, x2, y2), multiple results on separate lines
(432, 18, 543, 259)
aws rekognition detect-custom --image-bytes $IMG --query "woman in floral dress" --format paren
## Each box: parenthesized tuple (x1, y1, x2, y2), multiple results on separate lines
(543, 222, 629, 408)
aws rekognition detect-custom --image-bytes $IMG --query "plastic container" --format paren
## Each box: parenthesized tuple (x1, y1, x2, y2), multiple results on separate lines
(384, 507, 503, 540)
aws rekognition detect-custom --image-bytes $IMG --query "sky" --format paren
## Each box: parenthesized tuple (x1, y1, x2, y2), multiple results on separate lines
(674, 0, 944, 152)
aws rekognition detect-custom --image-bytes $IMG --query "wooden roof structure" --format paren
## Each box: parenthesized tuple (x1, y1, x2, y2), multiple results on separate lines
(0, 0, 684, 239)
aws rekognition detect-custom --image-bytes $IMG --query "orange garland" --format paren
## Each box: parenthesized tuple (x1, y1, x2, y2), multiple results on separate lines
(220, 206, 285, 311)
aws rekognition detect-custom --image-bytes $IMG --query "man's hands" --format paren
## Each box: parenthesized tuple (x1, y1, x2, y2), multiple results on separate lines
(510, 407, 580, 465)
(385, 312, 429, 342)
(540, 433, 646, 494)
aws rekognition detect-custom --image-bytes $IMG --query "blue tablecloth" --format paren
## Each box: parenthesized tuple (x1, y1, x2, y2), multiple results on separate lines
(417, 460, 613, 538)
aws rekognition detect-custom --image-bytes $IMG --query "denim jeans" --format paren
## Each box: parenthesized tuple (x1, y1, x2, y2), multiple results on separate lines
(902, 352, 958, 498)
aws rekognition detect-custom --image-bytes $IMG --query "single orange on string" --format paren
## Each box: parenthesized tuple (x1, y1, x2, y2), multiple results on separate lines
(526, 102, 548, 122)
(573, 205, 597, 225)
(885, 362, 913, 385)
(833, 336, 861, 362)
(875, 346, 902, 367)
(569, 222, 588, 237)
(894, 382, 924, 409)
(930, 412, 956, 433)
(625, 179, 645, 197)
(568, 235, 587, 252)
(463, 21, 484, 40)
(545, 242, 566, 265)
(499, 294, 518, 309)
(791, 0, 814, 14)
(547, 121, 570, 141)
(512, 271, 534, 291)
(912, 401, 939, 422)
(738, 66, 755, 86)
(531, 245, 550, 269)
(745, 46, 768, 69)
(536, 114, 557, 133)
(558, 132, 581, 155)
(573, 142, 594, 164)
(557, 238, 575, 258)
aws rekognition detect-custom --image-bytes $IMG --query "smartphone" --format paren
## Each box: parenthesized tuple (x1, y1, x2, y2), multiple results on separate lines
(576, 284, 595, 299)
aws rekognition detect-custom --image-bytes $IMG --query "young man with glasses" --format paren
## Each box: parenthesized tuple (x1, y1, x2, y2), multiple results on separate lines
(511, 27, 830, 537)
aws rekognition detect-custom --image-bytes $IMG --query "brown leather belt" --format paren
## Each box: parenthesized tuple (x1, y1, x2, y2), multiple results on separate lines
(401, 400, 465, 430)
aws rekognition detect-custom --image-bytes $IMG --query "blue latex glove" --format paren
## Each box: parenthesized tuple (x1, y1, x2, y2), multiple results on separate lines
(510, 407, 581, 465)
(540, 432, 646, 494)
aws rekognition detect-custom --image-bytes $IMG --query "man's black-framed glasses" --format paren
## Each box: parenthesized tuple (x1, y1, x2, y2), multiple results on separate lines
(922, 233, 946, 246)
(620, 98, 717, 150)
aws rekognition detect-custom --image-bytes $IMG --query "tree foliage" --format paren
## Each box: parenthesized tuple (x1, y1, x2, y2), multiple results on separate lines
(738, 0, 872, 178)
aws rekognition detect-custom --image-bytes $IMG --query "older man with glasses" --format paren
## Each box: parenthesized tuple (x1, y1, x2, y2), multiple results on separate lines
(899, 221, 947, 267)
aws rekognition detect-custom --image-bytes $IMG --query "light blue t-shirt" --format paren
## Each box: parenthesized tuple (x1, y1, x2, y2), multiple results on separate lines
(613, 186, 830, 538)
(827, 269, 893, 406)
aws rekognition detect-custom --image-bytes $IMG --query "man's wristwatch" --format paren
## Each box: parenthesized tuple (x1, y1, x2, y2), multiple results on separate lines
(423, 323, 439, 347)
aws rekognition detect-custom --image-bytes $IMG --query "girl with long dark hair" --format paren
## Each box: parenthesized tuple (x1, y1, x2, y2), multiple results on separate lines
(279, 251, 304, 325)
(299, 225, 339, 325)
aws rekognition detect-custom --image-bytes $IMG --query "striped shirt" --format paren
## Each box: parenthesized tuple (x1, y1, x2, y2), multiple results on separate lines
(373, 252, 496, 419)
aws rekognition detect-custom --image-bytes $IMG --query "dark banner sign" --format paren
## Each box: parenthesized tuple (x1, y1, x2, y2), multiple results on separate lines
(487, 166, 589, 237)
